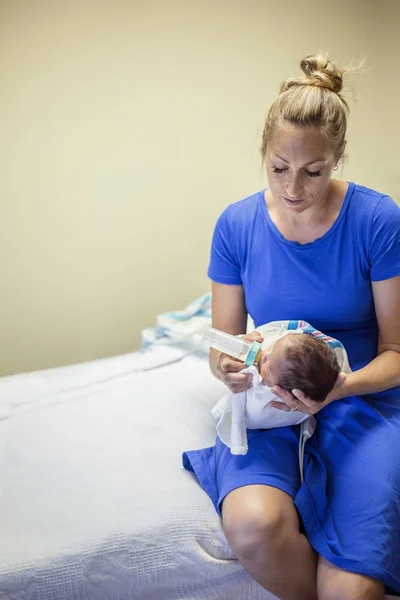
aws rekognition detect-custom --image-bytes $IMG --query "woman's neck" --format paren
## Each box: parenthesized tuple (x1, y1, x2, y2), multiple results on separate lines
(265, 180, 348, 244)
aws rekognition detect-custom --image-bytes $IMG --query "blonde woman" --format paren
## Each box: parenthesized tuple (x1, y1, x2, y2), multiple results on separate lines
(183, 55, 400, 600)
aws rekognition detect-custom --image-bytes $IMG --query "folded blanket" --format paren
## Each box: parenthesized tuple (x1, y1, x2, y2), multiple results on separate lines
(141, 293, 212, 349)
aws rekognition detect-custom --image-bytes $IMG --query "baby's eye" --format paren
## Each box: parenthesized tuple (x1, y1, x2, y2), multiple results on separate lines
(305, 170, 322, 178)
(272, 166, 286, 174)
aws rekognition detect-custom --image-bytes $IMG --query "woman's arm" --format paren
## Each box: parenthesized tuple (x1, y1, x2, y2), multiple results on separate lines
(209, 281, 247, 379)
(332, 275, 400, 400)
(209, 282, 254, 393)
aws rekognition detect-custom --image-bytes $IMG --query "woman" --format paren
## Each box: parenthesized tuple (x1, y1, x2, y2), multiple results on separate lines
(183, 54, 400, 600)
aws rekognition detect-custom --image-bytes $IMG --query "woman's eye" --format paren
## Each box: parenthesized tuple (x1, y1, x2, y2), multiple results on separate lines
(272, 166, 286, 174)
(306, 170, 322, 178)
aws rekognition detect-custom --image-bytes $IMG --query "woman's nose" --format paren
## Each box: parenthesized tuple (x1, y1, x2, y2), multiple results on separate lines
(286, 175, 303, 198)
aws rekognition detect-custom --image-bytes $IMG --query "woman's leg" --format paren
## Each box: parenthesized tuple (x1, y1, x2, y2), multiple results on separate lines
(222, 484, 318, 600)
(317, 556, 385, 600)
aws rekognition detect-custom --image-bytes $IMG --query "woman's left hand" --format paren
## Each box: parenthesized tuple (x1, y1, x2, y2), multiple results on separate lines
(269, 387, 328, 415)
(269, 371, 348, 415)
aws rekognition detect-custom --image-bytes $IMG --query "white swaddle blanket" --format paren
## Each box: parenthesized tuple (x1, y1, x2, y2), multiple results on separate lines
(211, 320, 352, 455)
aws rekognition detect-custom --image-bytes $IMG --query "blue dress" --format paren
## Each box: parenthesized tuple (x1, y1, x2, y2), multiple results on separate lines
(182, 183, 400, 593)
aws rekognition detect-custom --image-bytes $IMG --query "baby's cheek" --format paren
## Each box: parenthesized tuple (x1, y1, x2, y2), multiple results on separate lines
(259, 363, 268, 385)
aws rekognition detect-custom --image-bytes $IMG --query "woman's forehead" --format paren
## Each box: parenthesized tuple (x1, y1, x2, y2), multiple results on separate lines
(269, 123, 332, 162)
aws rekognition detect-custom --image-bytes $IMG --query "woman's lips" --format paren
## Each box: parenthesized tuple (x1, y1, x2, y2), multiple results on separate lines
(284, 197, 304, 206)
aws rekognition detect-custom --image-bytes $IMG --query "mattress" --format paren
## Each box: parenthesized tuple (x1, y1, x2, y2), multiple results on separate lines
(0, 345, 276, 600)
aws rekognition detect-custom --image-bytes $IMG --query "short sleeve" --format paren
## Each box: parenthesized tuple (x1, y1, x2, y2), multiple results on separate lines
(207, 207, 242, 285)
(369, 195, 400, 281)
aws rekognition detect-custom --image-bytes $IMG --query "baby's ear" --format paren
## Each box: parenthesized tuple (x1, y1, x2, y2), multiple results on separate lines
(334, 372, 347, 388)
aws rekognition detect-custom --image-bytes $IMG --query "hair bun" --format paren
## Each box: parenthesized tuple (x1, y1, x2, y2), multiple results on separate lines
(300, 54, 344, 94)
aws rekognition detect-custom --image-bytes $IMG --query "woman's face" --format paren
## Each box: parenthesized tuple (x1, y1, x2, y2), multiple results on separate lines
(265, 123, 337, 213)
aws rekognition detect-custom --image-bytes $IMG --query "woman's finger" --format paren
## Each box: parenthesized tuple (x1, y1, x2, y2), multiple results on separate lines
(292, 388, 321, 408)
(269, 401, 293, 411)
(219, 356, 246, 373)
(272, 385, 296, 405)
(243, 330, 264, 343)
(270, 400, 312, 414)
(219, 364, 252, 384)
(271, 385, 307, 411)
(223, 377, 252, 393)
(225, 372, 252, 386)
(231, 384, 252, 394)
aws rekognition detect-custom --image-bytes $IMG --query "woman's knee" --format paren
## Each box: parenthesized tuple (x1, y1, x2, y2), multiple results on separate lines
(221, 485, 299, 562)
(318, 557, 385, 600)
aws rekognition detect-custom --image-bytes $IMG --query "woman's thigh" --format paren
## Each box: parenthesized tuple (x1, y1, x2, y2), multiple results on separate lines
(183, 424, 301, 516)
(215, 425, 301, 514)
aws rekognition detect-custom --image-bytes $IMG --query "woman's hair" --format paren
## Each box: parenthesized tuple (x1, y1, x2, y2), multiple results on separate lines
(260, 53, 351, 163)
(276, 334, 340, 402)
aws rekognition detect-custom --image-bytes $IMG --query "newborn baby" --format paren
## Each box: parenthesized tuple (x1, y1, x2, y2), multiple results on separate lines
(211, 320, 351, 454)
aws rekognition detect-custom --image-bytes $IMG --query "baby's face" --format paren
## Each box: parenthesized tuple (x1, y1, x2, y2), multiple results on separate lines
(259, 336, 288, 387)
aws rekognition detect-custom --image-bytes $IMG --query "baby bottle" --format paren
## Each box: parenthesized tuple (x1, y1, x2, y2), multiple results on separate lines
(202, 326, 264, 367)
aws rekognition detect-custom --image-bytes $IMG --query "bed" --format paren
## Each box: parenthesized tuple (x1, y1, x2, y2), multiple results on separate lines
(0, 296, 397, 600)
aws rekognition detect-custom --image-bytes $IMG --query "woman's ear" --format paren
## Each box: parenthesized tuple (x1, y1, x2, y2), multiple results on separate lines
(335, 140, 347, 169)
(334, 372, 347, 387)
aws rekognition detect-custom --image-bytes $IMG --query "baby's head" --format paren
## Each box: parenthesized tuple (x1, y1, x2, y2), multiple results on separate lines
(259, 333, 340, 402)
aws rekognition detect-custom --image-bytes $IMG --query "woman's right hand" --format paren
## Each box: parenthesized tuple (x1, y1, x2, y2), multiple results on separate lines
(216, 331, 264, 394)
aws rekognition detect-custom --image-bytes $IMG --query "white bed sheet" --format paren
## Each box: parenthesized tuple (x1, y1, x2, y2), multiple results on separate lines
(0, 347, 276, 600)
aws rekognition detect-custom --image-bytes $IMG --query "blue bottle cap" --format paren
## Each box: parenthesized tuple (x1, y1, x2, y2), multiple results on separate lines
(245, 341, 262, 367)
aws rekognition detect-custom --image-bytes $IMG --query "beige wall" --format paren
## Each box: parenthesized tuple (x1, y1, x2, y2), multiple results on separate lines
(368, 0, 399, 198)
(0, 0, 398, 375)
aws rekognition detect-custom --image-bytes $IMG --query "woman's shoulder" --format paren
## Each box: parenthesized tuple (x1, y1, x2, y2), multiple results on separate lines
(350, 183, 399, 214)
(216, 190, 264, 231)
(347, 184, 400, 278)
(344, 182, 399, 233)
(222, 189, 264, 216)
